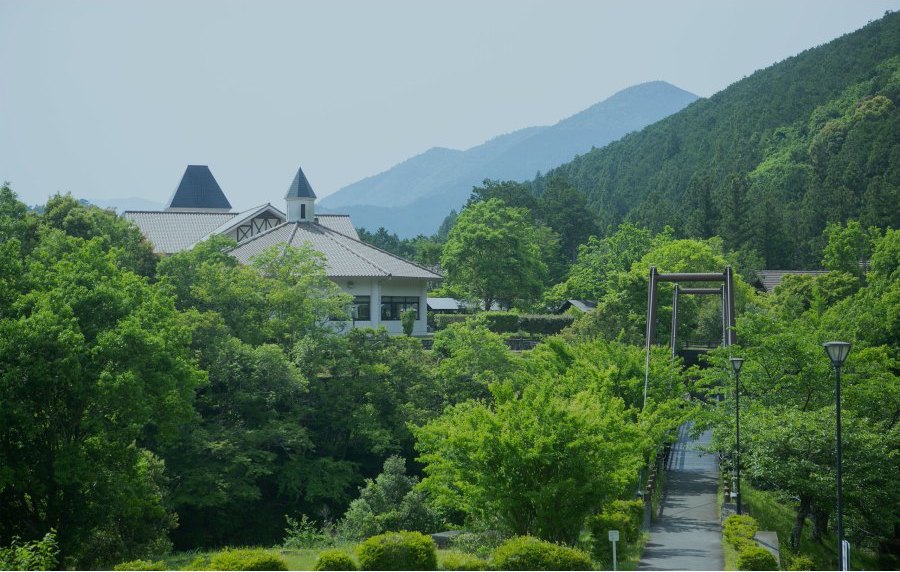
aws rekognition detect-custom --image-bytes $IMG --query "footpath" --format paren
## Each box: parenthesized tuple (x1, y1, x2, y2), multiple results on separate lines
(638, 423, 724, 571)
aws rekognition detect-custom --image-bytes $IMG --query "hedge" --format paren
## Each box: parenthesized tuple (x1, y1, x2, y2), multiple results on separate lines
(432, 312, 575, 335)
(191, 548, 288, 571)
(438, 551, 489, 571)
(433, 314, 469, 330)
(490, 536, 593, 571)
(356, 531, 437, 571)
(112, 560, 165, 571)
(737, 545, 778, 571)
(723, 514, 758, 549)
(587, 499, 643, 565)
(517, 314, 574, 335)
(314, 549, 358, 571)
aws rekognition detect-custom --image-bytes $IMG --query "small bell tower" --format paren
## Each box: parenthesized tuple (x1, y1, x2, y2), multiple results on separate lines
(285, 166, 317, 222)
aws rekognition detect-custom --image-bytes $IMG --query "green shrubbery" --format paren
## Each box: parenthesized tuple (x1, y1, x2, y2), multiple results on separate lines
(737, 545, 779, 571)
(723, 514, 759, 549)
(190, 548, 288, 571)
(449, 531, 506, 559)
(434, 314, 469, 330)
(587, 499, 644, 566)
(283, 515, 332, 549)
(314, 549, 358, 571)
(517, 314, 574, 335)
(113, 559, 165, 571)
(432, 312, 574, 335)
(786, 553, 815, 571)
(490, 536, 593, 571)
(438, 551, 489, 571)
(481, 312, 520, 333)
(356, 531, 438, 571)
(0, 531, 59, 571)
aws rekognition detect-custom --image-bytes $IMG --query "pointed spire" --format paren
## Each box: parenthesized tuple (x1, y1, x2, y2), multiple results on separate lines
(285, 166, 317, 199)
(166, 165, 232, 210)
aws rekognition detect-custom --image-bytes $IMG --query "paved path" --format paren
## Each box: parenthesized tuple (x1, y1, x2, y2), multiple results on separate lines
(638, 423, 723, 571)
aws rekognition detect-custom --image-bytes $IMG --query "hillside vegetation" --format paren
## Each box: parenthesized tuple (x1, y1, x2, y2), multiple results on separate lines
(534, 11, 900, 268)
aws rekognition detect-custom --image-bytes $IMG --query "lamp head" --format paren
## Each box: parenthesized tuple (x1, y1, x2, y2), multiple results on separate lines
(823, 341, 851, 367)
(730, 357, 744, 373)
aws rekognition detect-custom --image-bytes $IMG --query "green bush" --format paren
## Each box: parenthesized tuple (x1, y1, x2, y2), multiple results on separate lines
(284, 514, 332, 549)
(356, 531, 438, 571)
(723, 514, 759, 548)
(401, 309, 417, 336)
(439, 551, 489, 571)
(787, 553, 815, 571)
(517, 314, 574, 335)
(201, 548, 288, 571)
(490, 536, 593, 571)
(113, 559, 166, 571)
(587, 511, 630, 565)
(434, 314, 469, 330)
(449, 531, 505, 559)
(0, 530, 59, 571)
(314, 549, 358, 571)
(481, 312, 520, 333)
(737, 545, 778, 571)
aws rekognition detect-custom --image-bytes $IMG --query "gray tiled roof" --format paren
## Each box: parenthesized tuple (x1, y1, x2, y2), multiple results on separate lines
(315, 214, 359, 239)
(755, 270, 828, 292)
(285, 166, 317, 199)
(167, 165, 232, 210)
(230, 221, 441, 279)
(122, 210, 237, 254)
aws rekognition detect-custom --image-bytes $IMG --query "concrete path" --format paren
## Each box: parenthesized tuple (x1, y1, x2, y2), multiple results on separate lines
(638, 423, 723, 571)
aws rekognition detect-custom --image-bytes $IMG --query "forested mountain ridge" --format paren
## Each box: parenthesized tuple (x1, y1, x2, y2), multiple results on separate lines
(534, 11, 900, 268)
(321, 81, 698, 237)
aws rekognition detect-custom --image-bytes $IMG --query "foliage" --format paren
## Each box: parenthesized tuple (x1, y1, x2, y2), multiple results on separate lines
(441, 199, 553, 309)
(433, 314, 469, 330)
(112, 559, 166, 571)
(723, 515, 759, 549)
(479, 311, 520, 333)
(489, 536, 593, 571)
(313, 549, 358, 571)
(355, 531, 438, 571)
(431, 319, 516, 404)
(448, 531, 507, 560)
(786, 553, 815, 571)
(336, 456, 442, 541)
(401, 308, 417, 336)
(517, 314, 574, 335)
(736, 545, 779, 571)
(438, 551, 489, 571)
(194, 548, 288, 571)
(0, 531, 59, 571)
(284, 515, 333, 549)
(356, 227, 444, 268)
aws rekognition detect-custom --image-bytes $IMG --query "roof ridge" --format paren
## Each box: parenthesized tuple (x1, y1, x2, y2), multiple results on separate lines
(122, 210, 236, 215)
(317, 224, 391, 276)
(329, 226, 441, 278)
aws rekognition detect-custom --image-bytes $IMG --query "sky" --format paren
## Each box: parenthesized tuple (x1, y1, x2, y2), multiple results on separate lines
(2, 1, 898, 210)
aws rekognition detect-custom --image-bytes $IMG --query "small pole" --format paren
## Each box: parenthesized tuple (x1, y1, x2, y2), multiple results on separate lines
(613, 539, 617, 572)
(608, 530, 620, 571)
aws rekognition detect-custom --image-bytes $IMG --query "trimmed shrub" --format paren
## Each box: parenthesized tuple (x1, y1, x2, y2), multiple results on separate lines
(356, 531, 438, 571)
(737, 545, 778, 571)
(517, 314, 574, 335)
(434, 314, 469, 330)
(439, 551, 489, 571)
(723, 514, 759, 549)
(449, 531, 505, 559)
(205, 548, 288, 571)
(314, 549, 358, 571)
(113, 560, 166, 571)
(401, 309, 417, 336)
(490, 536, 593, 571)
(481, 312, 520, 333)
(787, 554, 815, 571)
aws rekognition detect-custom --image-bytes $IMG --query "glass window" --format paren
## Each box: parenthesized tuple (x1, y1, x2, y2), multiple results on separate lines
(380, 296, 419, 321)
(351, 296, 371, 321)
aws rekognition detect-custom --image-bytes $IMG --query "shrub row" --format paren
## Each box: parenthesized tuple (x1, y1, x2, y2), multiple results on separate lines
(187, 548, 288, 571)
(722, 515, 778, 571)
(356, 531, 437, 571)
(586, 499, 644, 566)
(433, 312, 575, 335)
(491, 536, 593, 571)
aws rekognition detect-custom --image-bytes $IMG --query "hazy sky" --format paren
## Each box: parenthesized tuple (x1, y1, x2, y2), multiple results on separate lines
(2, 1, 898, 209)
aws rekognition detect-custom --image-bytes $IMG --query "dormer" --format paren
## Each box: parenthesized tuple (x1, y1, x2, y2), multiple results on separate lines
(285, 166, 317, 222)
(165, 165, 232, 212)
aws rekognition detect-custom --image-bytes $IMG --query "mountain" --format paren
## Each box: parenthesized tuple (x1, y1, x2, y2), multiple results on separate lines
(319, 81, 698, 236)
(532, 11, 900, 268)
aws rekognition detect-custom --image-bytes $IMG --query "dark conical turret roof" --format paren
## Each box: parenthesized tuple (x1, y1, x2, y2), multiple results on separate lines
(167, 165, 232, 210)
(285, 166, 317, 199)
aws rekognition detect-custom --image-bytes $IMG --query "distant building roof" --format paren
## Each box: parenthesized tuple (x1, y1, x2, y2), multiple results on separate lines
(315, 214, 359, 239)
(229, 221, 442, 280)
(166, 165, 232, 210)
(559, 299, 598, 313)
(427, 297, 462, 311)
(285, 166, 317, 199)
(755, 270, 829, 292)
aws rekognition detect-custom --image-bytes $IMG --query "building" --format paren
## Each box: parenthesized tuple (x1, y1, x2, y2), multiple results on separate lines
(123, 165, 441, 335)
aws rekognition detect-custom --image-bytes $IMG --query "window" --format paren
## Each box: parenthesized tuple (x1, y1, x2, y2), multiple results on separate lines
(301, 203, 306, 219)
(381, 296, 419, 321)
(351, 296, 371, 321)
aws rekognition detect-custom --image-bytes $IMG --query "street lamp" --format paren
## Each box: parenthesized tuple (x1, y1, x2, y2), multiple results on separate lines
(823, 341, 851, 571)
(730, 357, 744, 515)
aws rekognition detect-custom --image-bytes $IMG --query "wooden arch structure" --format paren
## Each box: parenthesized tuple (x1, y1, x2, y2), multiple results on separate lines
(642, 266, 737, 408)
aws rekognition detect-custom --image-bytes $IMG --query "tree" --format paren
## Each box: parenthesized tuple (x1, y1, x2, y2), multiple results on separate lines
(431, 318, 517, 404)
(822, 220, 873, 279)
(537, 179, 600, 260)
(466, 180, 538, 213)
(441, 199, 549, 309)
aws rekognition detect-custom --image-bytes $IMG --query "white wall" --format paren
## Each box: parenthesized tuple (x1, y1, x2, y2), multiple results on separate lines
(333, 277, 428, 336)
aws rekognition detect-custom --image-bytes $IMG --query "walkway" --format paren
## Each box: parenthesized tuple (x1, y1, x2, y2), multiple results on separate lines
(638, 423, 723, 571)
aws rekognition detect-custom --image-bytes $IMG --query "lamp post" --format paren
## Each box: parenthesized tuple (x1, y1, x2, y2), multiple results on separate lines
(730, 357, 744, 515)
(823, 341, 851, 571)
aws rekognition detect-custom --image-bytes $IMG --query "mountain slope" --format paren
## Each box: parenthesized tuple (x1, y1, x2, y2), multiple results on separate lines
(535, 12, 900, 268)
(320, 81, 698, 236)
